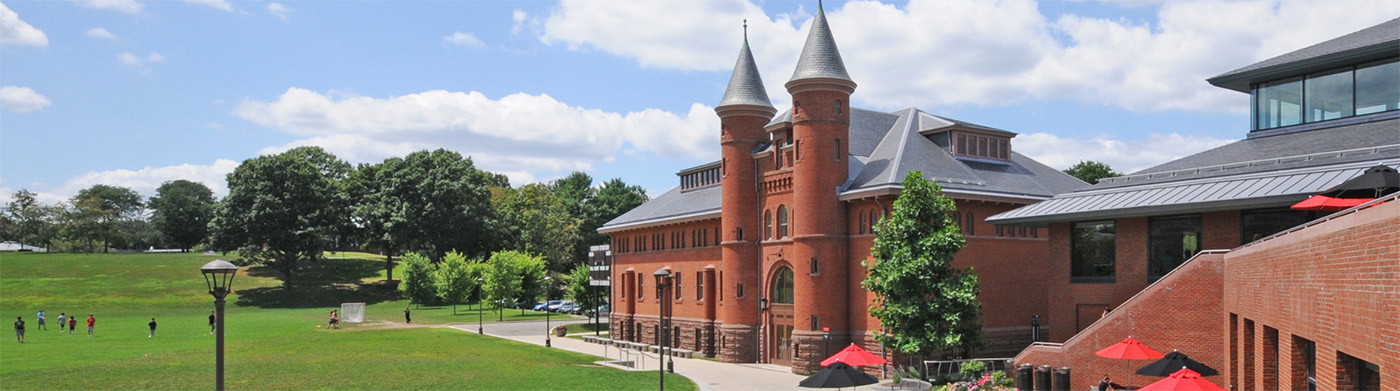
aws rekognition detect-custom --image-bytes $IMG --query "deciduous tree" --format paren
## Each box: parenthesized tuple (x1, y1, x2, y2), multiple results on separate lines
(1063, 160, 1121, 185)
(399, 253, 437, 307)
(492, 184, 581, 273)
(69, 184, 143, 252)
(148, 180, 215, 252)
(434, 251, 478, 315)
(863, 171, 982, 360)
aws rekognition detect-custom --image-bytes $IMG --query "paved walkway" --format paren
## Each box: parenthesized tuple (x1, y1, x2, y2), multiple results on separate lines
(448, 320, 811, 391)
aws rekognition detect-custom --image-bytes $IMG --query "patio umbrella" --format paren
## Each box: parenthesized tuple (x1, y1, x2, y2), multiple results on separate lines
(1137, 368, 1226, 391)
(799, 361, 881, 389)
(1323, 164, 1400, 199)
(1290, 195, 1373, 211)
(1137, 350, 1218, 377)
(1098, 337, 1164, 389)
(821, 343, 888, 367)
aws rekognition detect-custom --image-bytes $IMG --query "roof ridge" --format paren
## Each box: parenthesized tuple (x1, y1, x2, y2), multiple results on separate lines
(883, 108, 920, 184)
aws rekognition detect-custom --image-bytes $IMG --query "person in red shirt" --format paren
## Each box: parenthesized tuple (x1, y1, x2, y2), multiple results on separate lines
(85, 314, 95, 337)
(67, 316, 77, 334)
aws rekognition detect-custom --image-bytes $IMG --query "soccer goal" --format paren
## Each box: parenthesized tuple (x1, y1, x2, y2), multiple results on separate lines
(340, 303, 365, 323)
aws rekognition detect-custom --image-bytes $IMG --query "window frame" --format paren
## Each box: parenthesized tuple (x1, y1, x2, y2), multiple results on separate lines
(1071, 220, 1117, 283)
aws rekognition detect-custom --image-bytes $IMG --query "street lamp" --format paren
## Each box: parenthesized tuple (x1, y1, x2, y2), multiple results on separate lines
(477, 277, 485, 335)
(653, 268, 674, 390)
(200, 259, 238, 391)
(822, 327, 831, 359)
(544, 276, 553, 348)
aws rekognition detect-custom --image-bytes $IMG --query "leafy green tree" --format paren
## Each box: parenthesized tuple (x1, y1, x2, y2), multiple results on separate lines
(1063, 160, 1121, 185)
(586, 178, 648, 245)
(568, 263, 605, 327)
(492, 184, 581, 273)
(148, 180, 215, 252)
(399, 253, 438, 307)
(435, 251, 480, 314)
(482, 251, 527, 321)
(64, 185, 143, 252)
(863, 171, 982, 360)
(209, 146, 350, 289)
(6, 189, 58, 250)
(552, 172, 595, 265)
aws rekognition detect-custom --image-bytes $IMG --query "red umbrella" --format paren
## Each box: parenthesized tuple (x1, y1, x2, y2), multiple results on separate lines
(820, 343, 888, 367)
(1138, 368, 1226, 391)
(1097, 337, 1164, 389)
(1290, 195, 1372, 211)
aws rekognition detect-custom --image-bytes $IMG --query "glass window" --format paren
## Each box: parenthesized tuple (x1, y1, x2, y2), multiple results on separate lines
(1241, 208, 1314, 245)
(1305, 68, 1354, 122)
(638, 277, 644, 299)
(1148, 215, 1202, 280)
(771, 267, 794, 304)
(675, 274, 682, 300)
(965, 213, 974, 236)
(696, 272, 704, 300)
(810, 257, 819, 275)
(765, 210, 773, 239)
(858, 212, 866, 235)
(1072, 221, 1116, 282)
(1356, 59, 1399, 115)
(777, 206, 789, 238)
(1256, 77, 1303, 130)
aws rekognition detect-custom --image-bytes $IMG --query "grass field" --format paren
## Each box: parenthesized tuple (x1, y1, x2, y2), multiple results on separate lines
(0, 252, 693, 390)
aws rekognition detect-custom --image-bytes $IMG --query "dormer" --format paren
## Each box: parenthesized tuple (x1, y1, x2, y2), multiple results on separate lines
(678, 161, 722, 192)
(914, 110, 1017, 162)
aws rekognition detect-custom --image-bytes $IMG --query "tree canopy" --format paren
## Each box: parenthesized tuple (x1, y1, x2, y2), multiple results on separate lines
(863, 171, 982, 358)
(6, 189, 58, 250)
(482, 250, 543, 321)
(67, 184, 144, 252)
(399, 253, 437, 307)
(148, 180, 215, 252)
(1063, 160, 1121, 185)
(434, 251, 479, 314)
(492, 184, 581, 273)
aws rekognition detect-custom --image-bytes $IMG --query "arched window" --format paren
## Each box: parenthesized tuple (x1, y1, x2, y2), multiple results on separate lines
(858, 212, 866, 235)
(868, 210, 877, 233)
(777, 206, 789, 238)
(834, 138, 842, 161)
(834, 99, 843, 115)
(771, 267, 794, 304)
(965, 212, 975, 236)
(764, 210, 773, 239)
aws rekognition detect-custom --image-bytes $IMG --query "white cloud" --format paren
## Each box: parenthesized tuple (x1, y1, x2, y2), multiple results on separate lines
(85, 27, 118, 40)
(118, 51, 164, 67)
(511, 9, 532, 35)
(1013, 132, 1236, 174)
(78, 0, 144, 14)
(266, 3, 291, 21)
(444, 31, 486, 48)
(0, 86, 52, 113)
(537, 0, 1400, 114)
(184, 0, 231, 12)
(1, 160, 239, 205)
(236, 88, 719, 184)
(0, 2, 48, 47)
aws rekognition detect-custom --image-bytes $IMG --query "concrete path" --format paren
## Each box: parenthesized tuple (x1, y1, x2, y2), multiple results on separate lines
(448, 320, 812, 391)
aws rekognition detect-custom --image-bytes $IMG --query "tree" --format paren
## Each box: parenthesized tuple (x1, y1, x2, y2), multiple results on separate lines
(492, 184, 582, 273)
(434, 251, 479, 315)
(482, 251, 526, 321)
(568, 263, 605, 330)
(209, 146, 350, 289)
(586, 178, 648, 245)
(6, 189, 57, 250)
(148, 180, 216, 252)
(1063, 161, 1121, 185)
(399, 253, 438, 307)
(552, 171, 595, 265)
(862, 171, 982, 360)
(69, 184, 143, 252)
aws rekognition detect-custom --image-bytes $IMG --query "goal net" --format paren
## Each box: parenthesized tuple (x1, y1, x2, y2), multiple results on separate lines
(340, 303, 365, 323)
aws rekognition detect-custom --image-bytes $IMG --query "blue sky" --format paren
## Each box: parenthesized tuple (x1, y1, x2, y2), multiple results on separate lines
(2, 0, 1397, 204)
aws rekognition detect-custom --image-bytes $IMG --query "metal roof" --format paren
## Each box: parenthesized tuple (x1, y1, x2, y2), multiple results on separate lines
(1208, 17, 1400, 93)
(717, 29, 774, 109)
(597, 185, 721, 233)
(787, 2, 852, 84)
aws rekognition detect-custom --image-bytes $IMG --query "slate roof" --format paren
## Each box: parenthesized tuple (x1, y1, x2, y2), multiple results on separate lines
(1208, 17, 1400, 92)
(718, 30, 774, 109)
(986, 116, 1400, 225)
(600, 107, 1089, 231)
(788, 2, 852, 84)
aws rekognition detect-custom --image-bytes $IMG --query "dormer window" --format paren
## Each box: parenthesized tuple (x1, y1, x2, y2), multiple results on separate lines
(1252, 58, 1398, 131)
(954, 132, 1010, 160)
(679, 163, 722, 191)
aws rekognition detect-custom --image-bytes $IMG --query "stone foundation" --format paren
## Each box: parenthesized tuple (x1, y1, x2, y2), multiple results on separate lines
(792, 330, 853, 375)
(719, 324, 758, 363)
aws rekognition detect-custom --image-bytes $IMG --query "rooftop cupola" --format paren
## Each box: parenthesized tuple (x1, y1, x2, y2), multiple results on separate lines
(786, 0, 856, 94)
(717, 21, 777, 119)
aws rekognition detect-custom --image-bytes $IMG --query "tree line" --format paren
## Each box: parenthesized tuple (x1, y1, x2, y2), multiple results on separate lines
(2, 146, 647, 291)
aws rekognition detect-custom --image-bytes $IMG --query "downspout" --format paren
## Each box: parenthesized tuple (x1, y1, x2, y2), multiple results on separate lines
(754, 155, 764, 364)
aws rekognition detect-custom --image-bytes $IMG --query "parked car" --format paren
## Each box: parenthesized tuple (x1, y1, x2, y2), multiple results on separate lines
(582, 305, 610, 317)
(557, 302, 579, 313)
(534, 300, 561, 311)
(549, 300, 574, 312)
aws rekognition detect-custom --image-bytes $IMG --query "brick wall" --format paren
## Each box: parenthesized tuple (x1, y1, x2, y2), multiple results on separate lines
(1015, 251, 1226, 390)
(1223, 199, 1399, 391)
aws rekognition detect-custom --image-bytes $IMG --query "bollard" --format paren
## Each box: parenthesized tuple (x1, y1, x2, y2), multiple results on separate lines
(1052, 367, 1071, 391)
(1034, 365, 1052, 391)
(1015, 364, 1035, 391)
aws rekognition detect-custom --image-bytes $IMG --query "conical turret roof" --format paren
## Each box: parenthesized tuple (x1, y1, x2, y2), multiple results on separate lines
(718, 24, 773, 109)
(788, 1, 851, 84)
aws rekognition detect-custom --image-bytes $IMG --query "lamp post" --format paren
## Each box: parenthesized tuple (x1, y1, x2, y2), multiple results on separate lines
(653, 268, 673, 390)
(544, 276, 553, 347)
(200, 260, 238, 391)
(822, 327, 831, 359)
(477, 277, 485, 335)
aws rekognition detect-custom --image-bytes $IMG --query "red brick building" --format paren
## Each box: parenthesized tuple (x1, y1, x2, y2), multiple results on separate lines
(998, 18, 1399, 390)
(599, 3, 1085, 375)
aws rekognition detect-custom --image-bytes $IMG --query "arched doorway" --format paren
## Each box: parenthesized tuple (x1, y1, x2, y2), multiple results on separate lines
(769, 267, 795, 365)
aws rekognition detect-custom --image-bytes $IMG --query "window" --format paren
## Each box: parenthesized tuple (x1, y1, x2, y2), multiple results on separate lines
(675, 274, 683, 300)
(957, 134, 967, 155)
(965, 212, 974, 236)
(777, 206, 789, 238)
(765, 210, 773, 239)
(719, 272, 723, 301)
(810, 316, 819, 331)
(1072, 221, 1116, 282)
(638, 277, 645, 299)
(834, 99, 842, 115)
(696, 272, 704, 300)
(1000, 139, 1009, 159)
(859, 212, 866, 235)
(1148, 215, 1202, 280)
(1241, 209, 1313, 245)
(868, 210, 877, 233)
(810, 257, 819, 275)
(1292, 336, 1316, 391)
(1256, 77, 1303, 129)
(737, 227, 744, 241)
(795, 140, 801, 161)
(996, 225, 1004, 236)
(1356, 59, 1399, 115)
(771, 268, 793, 303)
(834, 139, 842, 161)
(736, 283, 745, 298)
(1305, 68, 1354, 122)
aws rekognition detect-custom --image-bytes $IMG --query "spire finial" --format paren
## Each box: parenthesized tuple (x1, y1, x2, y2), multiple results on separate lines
(818, 0, 824, 15)
(743, 19, 748, 39)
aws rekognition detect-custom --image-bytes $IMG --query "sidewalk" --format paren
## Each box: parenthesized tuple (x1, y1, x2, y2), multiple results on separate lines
(447, 323, 810, 391)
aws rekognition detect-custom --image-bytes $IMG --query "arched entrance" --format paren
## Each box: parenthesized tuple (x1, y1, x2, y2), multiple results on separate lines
(769, 267, 795, 365)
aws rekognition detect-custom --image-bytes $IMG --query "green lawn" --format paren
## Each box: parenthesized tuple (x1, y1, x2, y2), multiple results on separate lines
(0, 252, 693, 390)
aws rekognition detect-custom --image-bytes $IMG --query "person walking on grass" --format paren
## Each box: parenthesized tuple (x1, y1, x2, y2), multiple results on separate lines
(328, 310, 339, 329)
(209, 311, 216, 334)
(148, 318, 157, 338)
(85, 314, 95, 337)
(14, 316, 25, 343)
(404, 306, 411, 324)
(36, 310, 46, 330)
(67, 315, 76, 334)
(56, 313, 66, 333)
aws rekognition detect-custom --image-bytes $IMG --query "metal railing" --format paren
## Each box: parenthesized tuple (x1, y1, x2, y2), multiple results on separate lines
(923, 358, 1014, 379)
